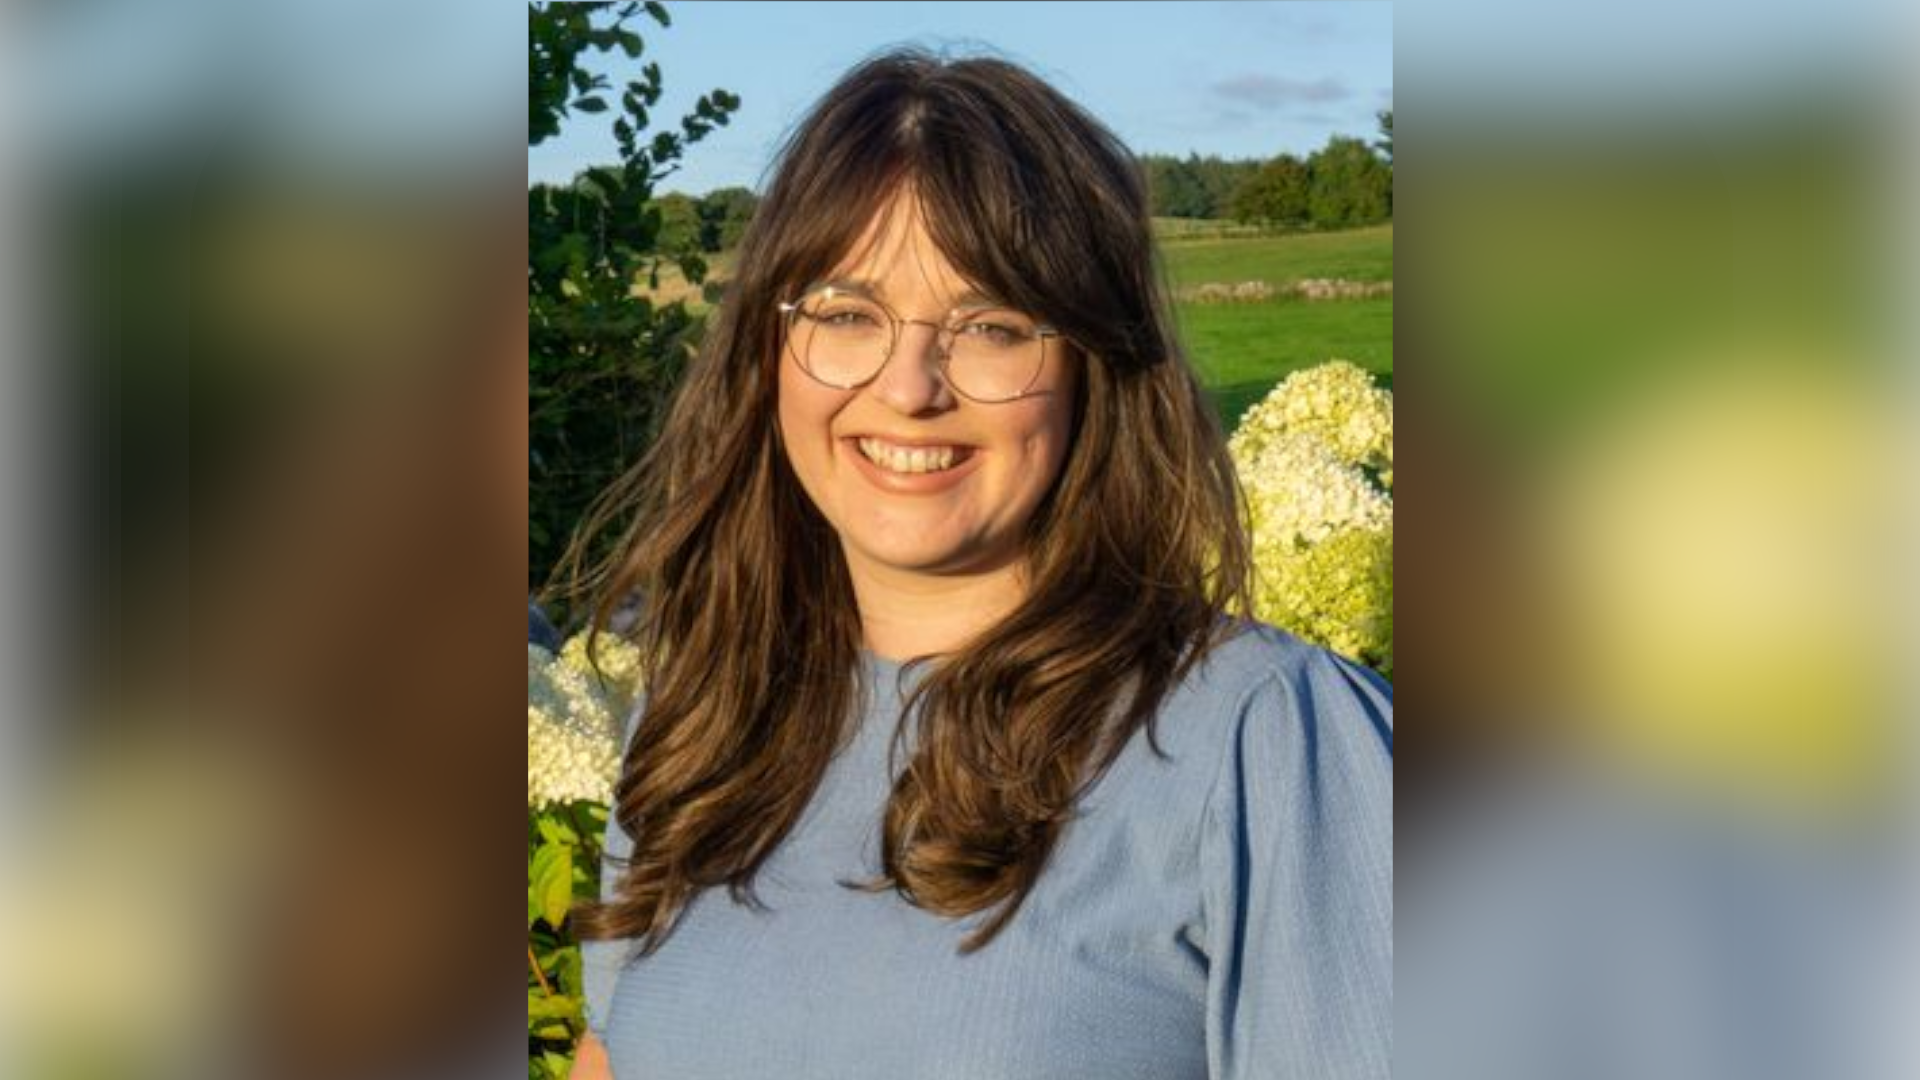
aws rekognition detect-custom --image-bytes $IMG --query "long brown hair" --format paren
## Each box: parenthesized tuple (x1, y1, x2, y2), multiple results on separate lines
(562, 48, 1251, 956)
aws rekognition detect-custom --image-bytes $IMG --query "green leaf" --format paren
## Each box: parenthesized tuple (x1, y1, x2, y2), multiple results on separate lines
(555, 944, 585, 992)
(573, 96, 608, 114)
(536, 815, 579, 847)
(528, 991, 578, 1023)
(530, 843, 576, 927)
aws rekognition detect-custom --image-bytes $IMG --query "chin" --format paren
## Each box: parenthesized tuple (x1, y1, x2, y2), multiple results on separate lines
(841, 527, 980, 571)
(860, 544, 966, 574)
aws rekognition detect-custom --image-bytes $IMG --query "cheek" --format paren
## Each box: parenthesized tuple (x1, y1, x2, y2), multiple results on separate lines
(775, 366, 814, 449)
(775, 368, 844, 490)
(1027, 391, 1078, 473)
(1000, 408, 1076, 510)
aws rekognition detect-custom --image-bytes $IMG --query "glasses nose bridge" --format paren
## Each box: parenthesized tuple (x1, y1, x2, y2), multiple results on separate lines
(889, 312, 954, 364)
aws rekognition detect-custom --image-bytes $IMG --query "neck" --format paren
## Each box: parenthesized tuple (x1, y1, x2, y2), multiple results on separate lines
(843, 551, 1031, 661)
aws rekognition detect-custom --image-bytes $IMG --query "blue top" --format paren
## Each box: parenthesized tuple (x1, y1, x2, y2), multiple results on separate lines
(582, 622, 1393, 1079)
(529, 601, 563, 653)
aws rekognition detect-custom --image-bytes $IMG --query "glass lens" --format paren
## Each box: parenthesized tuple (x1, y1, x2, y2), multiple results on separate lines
(791, 289, 891, 387)
(944, 309, 1046, 401)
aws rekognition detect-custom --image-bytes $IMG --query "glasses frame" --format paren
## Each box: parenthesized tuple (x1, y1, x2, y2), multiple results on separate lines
(776, 285, 1063, 404)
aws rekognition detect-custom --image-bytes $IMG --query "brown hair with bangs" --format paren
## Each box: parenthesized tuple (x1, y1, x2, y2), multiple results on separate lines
(562, 48, 1252, 956)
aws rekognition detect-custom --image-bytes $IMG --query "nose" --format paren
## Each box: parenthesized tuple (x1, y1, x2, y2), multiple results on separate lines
(867, 318, 954, 414)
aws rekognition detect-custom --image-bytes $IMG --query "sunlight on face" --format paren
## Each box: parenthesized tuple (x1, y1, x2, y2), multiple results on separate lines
(775, 191, 1078, 588)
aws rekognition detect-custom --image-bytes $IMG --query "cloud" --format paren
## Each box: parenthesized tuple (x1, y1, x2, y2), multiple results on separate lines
(1210, 74, 1353, 111)
(1212, 1, 1341, 43)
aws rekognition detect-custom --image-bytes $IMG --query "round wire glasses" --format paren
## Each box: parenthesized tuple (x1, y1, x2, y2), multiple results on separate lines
(777, 284, 1061, 403)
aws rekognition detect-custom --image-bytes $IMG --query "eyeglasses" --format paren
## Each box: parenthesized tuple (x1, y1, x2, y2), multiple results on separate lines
(777, 285, 1062, 403)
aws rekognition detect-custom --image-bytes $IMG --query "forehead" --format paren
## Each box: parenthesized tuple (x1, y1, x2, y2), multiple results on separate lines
(822, 188, 985, 304)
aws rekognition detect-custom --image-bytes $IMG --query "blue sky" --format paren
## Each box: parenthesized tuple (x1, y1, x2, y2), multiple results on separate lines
(528, 1, 1394, 194)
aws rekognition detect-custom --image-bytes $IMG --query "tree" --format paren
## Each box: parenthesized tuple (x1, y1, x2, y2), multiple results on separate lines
(1229, 153, 1310, 227)
(1140, 153, 1262, 219)
(652, 191, 703, 254)
(527, 0, 739, 602)
(1375, 109, 1393, 165)
(1306, 135, 1392, 229)
(696, 185, 759, 252)
(1142, 154, 1209, 218)
(1191, 155, 1259, 219)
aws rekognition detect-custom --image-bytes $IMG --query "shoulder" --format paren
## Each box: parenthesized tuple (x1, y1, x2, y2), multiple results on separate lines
(1122, 620, 1392, 829)
(1175, 618, 1393, 750)
(528, 601, 563, 652)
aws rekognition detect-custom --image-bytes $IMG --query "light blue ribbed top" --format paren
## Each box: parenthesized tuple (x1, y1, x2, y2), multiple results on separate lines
(581, 621, 1392, 1079)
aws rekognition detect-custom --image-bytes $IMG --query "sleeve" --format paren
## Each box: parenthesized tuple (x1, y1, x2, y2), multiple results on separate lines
(579, 700, 643, 1043)
(528, 601, 564, 653)
(1200, 646, 1394, 1080)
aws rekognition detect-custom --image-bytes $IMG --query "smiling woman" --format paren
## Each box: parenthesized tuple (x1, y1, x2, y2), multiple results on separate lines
(774, 192, 1081, 656)
(558, 47, 1391, 1080)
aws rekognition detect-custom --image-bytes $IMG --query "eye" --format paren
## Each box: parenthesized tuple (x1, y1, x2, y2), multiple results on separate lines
(809, 301, 885, 330)
(822, 309, 878, 327)
(953, 314, 1035, 347)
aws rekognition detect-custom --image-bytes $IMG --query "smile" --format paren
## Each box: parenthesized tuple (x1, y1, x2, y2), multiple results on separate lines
(856, 437, 974, 475)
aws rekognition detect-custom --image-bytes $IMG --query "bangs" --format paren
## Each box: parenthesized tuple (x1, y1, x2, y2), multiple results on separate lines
(771, 165, 1042, 323)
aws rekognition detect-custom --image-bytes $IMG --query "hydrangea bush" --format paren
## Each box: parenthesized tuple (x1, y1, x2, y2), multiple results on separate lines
(1228, 360, 1394, 676)
(528, 631, 641, 1080)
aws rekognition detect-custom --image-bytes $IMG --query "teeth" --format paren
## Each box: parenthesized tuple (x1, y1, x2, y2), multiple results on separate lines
(858, 438, 963, 475)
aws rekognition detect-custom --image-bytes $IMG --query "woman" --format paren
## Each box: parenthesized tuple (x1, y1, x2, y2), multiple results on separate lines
(563, 49, 1392, 1080)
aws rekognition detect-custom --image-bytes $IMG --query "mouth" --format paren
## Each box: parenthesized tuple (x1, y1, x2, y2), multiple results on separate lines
(852, 436, 978, 476)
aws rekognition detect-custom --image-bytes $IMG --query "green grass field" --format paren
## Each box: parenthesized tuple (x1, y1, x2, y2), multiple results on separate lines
(1176, 296, 1394, 428)
(1161, 224, 1393, 427)
(1160, 223, 1393, 288)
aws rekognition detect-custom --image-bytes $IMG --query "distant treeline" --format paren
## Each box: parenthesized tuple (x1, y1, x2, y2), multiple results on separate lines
(1142, 111, 1393, 229)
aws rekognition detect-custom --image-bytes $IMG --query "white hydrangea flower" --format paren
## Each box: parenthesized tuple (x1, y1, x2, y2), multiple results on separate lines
(1238, 432, 1391, 546)
(1229, 358, 1393, 484)
(1230, 362, 1394, 674)
(527, 633, 643, 809)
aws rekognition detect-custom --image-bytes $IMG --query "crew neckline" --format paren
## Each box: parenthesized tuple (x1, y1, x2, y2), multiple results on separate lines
(860, 648, 907, 676)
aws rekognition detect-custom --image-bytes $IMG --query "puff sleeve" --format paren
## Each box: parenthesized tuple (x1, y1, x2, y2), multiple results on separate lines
(1200, 646, 1394, 1080)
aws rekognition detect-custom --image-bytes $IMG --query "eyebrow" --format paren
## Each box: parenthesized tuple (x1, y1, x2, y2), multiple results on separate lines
(819, 277, 1008, 310)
